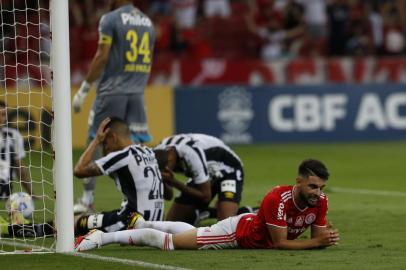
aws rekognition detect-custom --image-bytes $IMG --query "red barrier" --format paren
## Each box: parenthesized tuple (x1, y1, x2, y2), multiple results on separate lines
(149, 57, 406, 85)
(8, 57, 405, 87)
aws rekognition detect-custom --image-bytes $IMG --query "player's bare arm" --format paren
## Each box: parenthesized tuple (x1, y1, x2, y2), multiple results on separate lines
(74, 162, 103, 179)
(162, 168, 212, 203)
(163, 183, 174, 200)
(73, 43, 112, 113)
(85, 42, 111, 83)
(217, 201, 239, 220)
(74, 118, 111, 178)
(268, 224, 339, 250)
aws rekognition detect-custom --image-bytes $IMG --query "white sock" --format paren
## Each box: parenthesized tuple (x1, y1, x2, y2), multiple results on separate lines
(135, 221, 195, 234)
(101, 229, 174, 250)
(81, 191, 94, 206)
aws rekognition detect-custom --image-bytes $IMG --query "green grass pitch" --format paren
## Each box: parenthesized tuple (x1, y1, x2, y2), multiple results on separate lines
(3, 142, 406, 270)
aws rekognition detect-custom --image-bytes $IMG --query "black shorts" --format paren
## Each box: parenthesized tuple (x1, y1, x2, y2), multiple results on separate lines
(88, 94, 151, 142)
(0, 182, 11, 200)
(100, 207, 133, 232)
(174, 166, 244, 210)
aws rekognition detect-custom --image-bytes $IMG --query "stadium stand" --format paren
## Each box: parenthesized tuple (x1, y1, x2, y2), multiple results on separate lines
(1, 0, 405, 87)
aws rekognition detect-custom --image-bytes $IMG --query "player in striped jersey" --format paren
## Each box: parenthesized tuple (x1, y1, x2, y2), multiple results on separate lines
(0, 101, 35, 199)
(73, 117, 170, 235)
(75, 159, 340, 251)
(153, 134, 244, 224)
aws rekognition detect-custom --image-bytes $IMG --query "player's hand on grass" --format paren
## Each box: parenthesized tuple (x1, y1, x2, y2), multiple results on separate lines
(95, 117, 111, 144)
(326, 222, 339, 245)
(317, 228, 340, 247)
(73, 81, 91, 113)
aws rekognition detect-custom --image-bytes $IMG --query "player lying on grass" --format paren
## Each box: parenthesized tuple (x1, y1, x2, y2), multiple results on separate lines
(75, 159, 340, 251)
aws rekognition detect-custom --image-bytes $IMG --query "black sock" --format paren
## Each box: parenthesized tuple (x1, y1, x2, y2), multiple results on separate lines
(205, 205, 259, 219)
(237, 206, 259, 214)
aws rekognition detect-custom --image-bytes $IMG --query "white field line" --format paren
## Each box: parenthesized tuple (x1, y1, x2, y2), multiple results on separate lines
(72, 252, 193, 270)
(0, 240, 193, 270)
(0, 239, 53, 254)
(330, 187, 406, 197)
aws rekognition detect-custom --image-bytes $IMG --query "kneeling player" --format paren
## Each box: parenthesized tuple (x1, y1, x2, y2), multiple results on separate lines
(73, 117, 170, 235)
(154, 134, 247, 225)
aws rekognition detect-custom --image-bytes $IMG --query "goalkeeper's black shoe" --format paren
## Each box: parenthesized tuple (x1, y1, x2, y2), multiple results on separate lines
(7, 222, 55, 237)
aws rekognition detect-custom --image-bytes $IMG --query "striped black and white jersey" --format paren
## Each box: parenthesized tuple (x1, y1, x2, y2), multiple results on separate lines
(0, 127, 25, 184)
(95, 144, 164, 221)
(154, 134, 243, 184)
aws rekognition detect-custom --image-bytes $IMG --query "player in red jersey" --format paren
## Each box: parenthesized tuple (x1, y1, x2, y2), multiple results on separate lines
(75, 159, 340, 251)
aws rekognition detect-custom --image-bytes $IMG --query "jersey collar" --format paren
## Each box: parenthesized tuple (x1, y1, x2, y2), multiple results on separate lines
(292, 186, 308, 212)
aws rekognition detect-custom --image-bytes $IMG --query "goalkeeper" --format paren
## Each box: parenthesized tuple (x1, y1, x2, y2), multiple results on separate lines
(72, 0, 156, 213)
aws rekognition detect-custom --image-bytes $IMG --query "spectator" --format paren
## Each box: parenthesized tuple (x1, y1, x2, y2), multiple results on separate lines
(149, 0, 171, 16)
(367, 2, 384, 54)
(327, 0, 351, 56)
(381, 3, 405, 55)
(283, 0, 306, 56)
(171, 0, 199, 30)
(296, 0, 328, 40)
(203, 0, 231, 18)
(345, 19, 373, 56)
(397, 0, 406, 30)
(258, 16, 304, 60)
(69, 0, 84, 27)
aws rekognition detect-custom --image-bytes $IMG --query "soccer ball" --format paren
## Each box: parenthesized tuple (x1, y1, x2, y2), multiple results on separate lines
(6, 192, 35, 219)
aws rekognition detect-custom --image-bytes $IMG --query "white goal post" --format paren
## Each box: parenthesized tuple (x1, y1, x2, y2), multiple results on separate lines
(50, 0, 74, 253)
(0, 0, 74, 253)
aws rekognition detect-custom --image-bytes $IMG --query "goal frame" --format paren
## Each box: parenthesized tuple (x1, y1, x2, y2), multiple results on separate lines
(50, 0, 74, 253)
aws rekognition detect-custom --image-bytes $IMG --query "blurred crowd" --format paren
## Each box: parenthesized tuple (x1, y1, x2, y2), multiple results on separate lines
(67, 0, 406, 63)
(1, 0, 405, 82)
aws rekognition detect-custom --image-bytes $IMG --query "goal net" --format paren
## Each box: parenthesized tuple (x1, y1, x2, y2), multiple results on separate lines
(0, 0, 73, 253)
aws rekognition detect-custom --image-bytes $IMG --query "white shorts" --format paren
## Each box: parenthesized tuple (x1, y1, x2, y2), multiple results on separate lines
(196, 213, 249, 250)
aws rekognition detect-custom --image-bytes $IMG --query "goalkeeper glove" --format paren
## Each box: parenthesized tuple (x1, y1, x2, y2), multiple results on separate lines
(73, 81, 91, 113)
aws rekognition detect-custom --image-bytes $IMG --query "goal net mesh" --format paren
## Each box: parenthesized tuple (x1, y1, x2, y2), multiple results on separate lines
(0, 0, 56, 253)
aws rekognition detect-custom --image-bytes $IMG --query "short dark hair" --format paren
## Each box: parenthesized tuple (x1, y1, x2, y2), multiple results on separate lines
(298, 159, 329, 181)
(0, 100, 6, 108)
(153, 149, 168, 171)
(105, 117, 130, 136)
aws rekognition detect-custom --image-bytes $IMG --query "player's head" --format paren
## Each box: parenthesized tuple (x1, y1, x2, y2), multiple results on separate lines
(108, 0, 131, 11)
(0, 100, 7, 126)
(101, 117, 131, 155)
(153, 149, 168, 171)
(153, 147, 176, 171)
(295, 159, 329, 208)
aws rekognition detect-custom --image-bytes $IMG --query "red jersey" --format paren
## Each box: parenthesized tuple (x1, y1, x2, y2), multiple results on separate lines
(236, 185, 328, 249)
